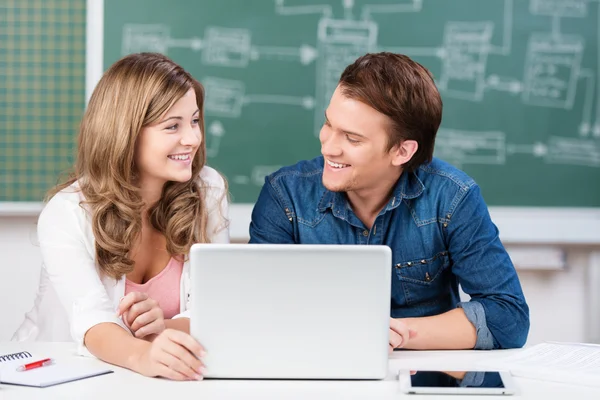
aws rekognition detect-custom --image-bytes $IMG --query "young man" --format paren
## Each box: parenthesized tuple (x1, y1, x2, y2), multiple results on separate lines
(249, 52, 529, 351)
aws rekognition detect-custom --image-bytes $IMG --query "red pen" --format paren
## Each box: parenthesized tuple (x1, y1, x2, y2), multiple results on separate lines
(16, 358, 54, 372)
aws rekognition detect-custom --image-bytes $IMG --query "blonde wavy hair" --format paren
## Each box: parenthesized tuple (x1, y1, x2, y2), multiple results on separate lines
(50, 52, 220, 280)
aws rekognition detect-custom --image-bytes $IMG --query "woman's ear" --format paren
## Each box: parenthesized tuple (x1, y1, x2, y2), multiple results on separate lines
(390, 140, 418, 167)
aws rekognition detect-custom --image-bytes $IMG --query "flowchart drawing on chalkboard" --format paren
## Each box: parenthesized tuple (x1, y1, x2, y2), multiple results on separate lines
(102, 0, 600, 207)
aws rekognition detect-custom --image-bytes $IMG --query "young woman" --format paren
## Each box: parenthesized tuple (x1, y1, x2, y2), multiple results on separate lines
(13, 53, 229, 381)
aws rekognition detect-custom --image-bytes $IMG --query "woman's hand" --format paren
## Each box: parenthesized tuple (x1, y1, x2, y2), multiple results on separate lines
(132, 329, 207, 380)
(118, 292, 165, 339)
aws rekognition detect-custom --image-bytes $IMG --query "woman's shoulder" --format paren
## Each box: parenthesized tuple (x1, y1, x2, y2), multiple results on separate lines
(40, 182, 88, 221)
(197, 166, 228, 211)
(198, 165, 226, 190)
(43, 182, 83, 210)
(38, 181, 89, 234)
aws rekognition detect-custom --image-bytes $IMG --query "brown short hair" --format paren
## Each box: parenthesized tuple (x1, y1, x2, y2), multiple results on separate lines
(338, 52, 442, 172)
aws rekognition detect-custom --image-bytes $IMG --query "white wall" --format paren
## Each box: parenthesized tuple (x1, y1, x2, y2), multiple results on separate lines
(2, 215, 599, 345)
(1, 217, 43, 341)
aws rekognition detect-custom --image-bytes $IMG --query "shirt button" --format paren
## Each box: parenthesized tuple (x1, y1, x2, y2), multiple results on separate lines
(363, 230, 369, 236)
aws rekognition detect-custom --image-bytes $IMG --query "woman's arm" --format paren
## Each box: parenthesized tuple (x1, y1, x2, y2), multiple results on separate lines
(85, 323, 148, 371)
(85, 323, 205, 380)
(37, 192, 130, 352)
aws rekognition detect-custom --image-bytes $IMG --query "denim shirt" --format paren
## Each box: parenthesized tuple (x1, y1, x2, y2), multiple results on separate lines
(249, 156, 530, 349)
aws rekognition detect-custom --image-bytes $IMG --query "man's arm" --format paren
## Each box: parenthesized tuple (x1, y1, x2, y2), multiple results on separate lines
(441, 184, 529, 349)
(395, 184, 529, 350)
(249, 176, 296, 244)
(397, 308, 476, 350)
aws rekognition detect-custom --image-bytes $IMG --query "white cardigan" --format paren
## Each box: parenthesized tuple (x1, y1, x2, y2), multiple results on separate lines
(12, 167, 229, 356)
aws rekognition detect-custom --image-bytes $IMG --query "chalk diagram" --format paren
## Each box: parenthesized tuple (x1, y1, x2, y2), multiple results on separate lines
(121, 0, 600, 187)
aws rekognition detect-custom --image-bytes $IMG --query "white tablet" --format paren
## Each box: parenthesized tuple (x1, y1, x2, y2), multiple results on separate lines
(398, 370, 517, 395)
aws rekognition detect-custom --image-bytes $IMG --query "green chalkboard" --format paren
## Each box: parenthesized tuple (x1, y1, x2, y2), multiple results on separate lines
(104, 0, 600, 207)
(0, 0, 86, 202)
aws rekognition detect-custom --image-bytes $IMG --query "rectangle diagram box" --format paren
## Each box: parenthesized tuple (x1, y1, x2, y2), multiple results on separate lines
(122, 24, 170, 55)
(203, 77, 245, 118)
(546, 137, 600, 167)
(530, 0, 587, 18)
(314, 18, 378, 135)
(435, 129, 506, 165)
(439, 22, 494, 101)
(522, 33, 584, 109)
(202, 26, 251, 68)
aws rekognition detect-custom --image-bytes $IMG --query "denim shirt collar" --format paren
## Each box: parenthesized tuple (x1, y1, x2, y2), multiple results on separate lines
(317, 169, 425, 216)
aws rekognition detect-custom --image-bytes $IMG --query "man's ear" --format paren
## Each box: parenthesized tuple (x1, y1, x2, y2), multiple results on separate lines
(390, 140, 418, 167)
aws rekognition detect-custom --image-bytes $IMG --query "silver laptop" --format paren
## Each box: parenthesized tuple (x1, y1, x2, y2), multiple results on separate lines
(189, 243, 391, 380)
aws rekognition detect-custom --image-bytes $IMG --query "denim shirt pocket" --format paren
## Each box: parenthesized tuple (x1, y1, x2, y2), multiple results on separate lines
(394, 251, 450, 306)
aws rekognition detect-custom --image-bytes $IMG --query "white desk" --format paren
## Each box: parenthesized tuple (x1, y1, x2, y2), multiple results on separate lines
(1, 342, 599, 399)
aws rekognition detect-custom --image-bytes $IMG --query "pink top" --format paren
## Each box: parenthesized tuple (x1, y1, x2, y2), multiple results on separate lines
(125, 257, 184, 319)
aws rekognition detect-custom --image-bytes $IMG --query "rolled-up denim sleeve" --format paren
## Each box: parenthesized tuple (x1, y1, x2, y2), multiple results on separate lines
(457, 301, 494, 349)
(445, 184, 530, 349)
(459, 371, 505, 388)
(249, 176, 296, 244)
(458, 371, 485, 387)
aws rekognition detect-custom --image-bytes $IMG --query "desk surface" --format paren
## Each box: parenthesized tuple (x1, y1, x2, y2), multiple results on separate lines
(1, 342, 599, 399)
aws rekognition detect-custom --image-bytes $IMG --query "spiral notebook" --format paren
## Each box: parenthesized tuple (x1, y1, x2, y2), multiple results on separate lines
(0, 351, 113, 388)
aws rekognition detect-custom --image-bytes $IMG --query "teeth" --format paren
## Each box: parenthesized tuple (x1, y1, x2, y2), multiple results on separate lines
(169, 154, 190, 161)
(327, 159, 349, 169)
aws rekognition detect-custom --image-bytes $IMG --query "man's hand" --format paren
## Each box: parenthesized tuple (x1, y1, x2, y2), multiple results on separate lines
(118, 292, 165, 339)
(389, 318, 417, 353)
